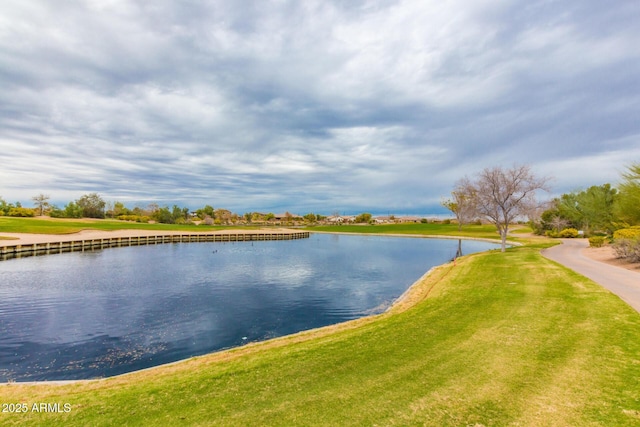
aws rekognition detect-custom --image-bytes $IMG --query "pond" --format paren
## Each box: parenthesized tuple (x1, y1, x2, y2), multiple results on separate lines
(0, 233, 500, 381)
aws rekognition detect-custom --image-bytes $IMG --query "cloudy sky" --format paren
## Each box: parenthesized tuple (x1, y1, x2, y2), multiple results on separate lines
(1, 1, 639, 215)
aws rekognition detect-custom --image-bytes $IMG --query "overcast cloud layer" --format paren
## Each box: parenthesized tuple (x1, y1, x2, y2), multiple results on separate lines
(1, 1, 639, 214)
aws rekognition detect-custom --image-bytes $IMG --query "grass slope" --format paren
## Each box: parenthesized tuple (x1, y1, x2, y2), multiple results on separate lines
(307, 223, 524, 241)
(0, 217, 244, 234)
(1, 217, 525, 242)
(2, 244, 639, 426)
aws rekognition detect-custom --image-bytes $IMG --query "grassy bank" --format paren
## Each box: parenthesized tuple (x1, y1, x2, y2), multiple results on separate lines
(308, 222, 519, 239)
(0, 217, 245, 234)
(2, 242, 639, 426)
(1, 217, 526, 242)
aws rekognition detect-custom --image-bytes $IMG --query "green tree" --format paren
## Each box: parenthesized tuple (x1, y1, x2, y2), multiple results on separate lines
(153, 206, 173, 223)
(112, 201, 130, 218)
(303, 212, 317, 223)
(64, 201, 83, 218)
(76, 193, 106, 218)
(49, 205, 65, 218)
(196, 205, 215, 220)
(555, 192, 583, 229)
(615, 162, 640, 226)
(355, 213, 372, 223)
(0, 197, 10, 216)
(579, 184, 618, 233)
(171, 205, 189, 223)
(556, 185, 618, 234)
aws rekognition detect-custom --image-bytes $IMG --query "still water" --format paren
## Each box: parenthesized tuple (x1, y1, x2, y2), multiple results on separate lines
(0, 233, 499, 381)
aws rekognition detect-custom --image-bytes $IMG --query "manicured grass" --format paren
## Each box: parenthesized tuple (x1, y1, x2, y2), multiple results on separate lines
(308, 222, 524, 241)
(0, 217, 527, 243)
(308, 222, 499, 235)
(0, 217, 249, 235)
(2, 244, 640, 426)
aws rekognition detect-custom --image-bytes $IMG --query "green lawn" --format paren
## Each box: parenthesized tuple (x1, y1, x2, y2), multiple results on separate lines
(2, 241, 639, 426)
(0, 217, 529, 244)
(307, 222, 533, 243)
(0, 216, 248, 235)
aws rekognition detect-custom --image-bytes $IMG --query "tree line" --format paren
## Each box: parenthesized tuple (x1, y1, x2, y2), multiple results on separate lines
(0, 193, 328, 226)
(537, 165, 640, 236)
(538, 163, 640, 262)
(443, 162, 640, 259)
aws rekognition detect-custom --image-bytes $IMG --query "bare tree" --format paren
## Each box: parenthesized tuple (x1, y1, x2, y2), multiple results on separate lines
(442, 177, 477, 231)
(549, 215, 569, 233)
(469, 165, 550, 252)
(31, 193, 50, 216)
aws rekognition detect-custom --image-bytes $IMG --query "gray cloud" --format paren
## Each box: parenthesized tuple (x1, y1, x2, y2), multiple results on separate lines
(1, 0, 639, 214)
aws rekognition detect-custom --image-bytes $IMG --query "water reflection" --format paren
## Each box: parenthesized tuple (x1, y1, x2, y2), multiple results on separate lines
(455, 239, 463, 260)
(0, 234, 499, 381)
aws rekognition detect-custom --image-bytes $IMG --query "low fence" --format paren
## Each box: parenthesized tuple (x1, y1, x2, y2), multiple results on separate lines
(0, 231, 310, 261)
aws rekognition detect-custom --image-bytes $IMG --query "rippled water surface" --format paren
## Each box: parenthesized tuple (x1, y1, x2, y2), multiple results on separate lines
(0, 233, 499, 381)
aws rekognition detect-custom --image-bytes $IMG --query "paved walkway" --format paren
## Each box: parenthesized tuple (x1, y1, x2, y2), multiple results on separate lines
(542, 239, 640, 314)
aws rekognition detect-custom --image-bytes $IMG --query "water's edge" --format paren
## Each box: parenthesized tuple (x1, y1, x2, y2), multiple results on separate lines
(1, 232, 499, 385)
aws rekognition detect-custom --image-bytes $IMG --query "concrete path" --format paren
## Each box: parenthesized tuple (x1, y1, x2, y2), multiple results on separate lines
(542, 239, 640, 313)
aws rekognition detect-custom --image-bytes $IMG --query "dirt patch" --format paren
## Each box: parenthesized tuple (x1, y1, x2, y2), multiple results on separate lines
(582, 245, 640, 272)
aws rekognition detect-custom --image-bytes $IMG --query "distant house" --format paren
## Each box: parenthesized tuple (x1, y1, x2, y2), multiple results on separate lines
(372, 215, 424, 223)
(272, 212, 303, 221)
(397, 216, 423, 223)
(326, 215, 355, 223)
(373, 216, 393, 223)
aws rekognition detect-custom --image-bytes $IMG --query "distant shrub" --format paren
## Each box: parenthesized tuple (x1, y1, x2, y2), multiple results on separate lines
(588, 236, 606, 248)
(558, 228, 579, 238)
(590, 231, 608, 237)
(612, 227, 640, 263)
(8, 207, 35, 217)
(546, 228, 580, 238)
(613, 237, 640, 263)
(117, 215, 150, 223)
(49, 206, 65, 218)
(473, 219, 482, 225)
(420, 218, 428, 224)
(443, 219, 451, 224)
(613, 226, 640, 240)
